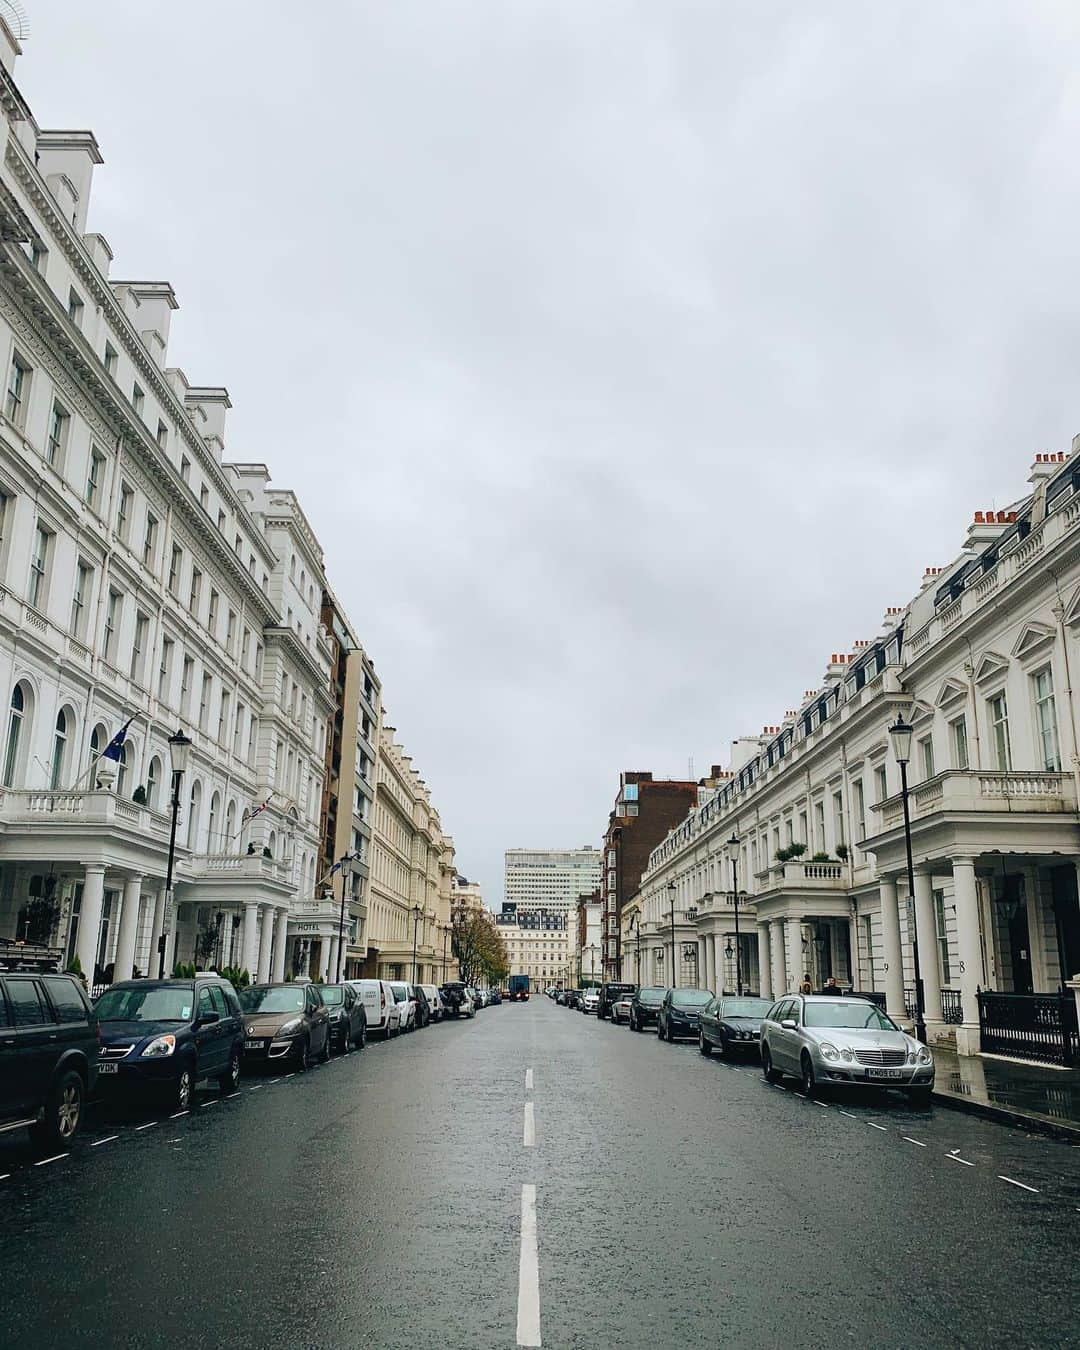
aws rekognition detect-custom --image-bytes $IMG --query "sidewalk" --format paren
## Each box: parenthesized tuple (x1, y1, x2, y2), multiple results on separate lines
(932, 1046, 1080, 1138)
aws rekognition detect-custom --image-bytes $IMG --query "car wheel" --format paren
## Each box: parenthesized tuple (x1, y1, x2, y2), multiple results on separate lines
(762, 1045, 779, 1083)
(717, 1035, 729, 1060)
(657, 1019, 665, 1041)
(906, 1086, 932, 1107)
(319, 1029, 331, 1063)
(801, 1053, 817, 1099)
(33, 1069, 83, 1148)
(299, 1036, 311, 1070)
(218, 1047, 241, 1094)
(699, 1031, 711, 1057)
(357, 1024, 367, 1050)
(174, 1062, 195, 1110)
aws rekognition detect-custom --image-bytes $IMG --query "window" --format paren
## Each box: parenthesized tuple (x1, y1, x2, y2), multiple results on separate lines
(50, 708, 68, 788)
(1032, 668, 1061, 771)
(116, 481, 133, 542)
(218, 690, 230, 745)
(234, 533, 242, 555)
(217, 510, 226, 533)
(832, 791, 844, 847)
(67, 289, 84, 327)
(988, 692, 1011, 772)
(933, 889, 951, 985)
(103, 589, 121, 662)
(951, 716, 969, 770)
(86, 447, 105, 508)
(27, 238, 45, 272)
(142, 511, 158, 568)
(241, 627, 251, 668)
(207, 588, 219, 636)
(199, 484, 209, 511)
(70, 559, 92, 637)
(156, 420, 168, 449)
(233, 702, 245, 756)
(188, 566, 202, 616)
(28, 523, 49, 608)
(199, 673, 211, 731)
(168, 543, 182, 596)
(132, 382, 145, 417)
(146, 756, 160, 810)
(180, 656, 194, 716)
(247, 716, 257, 763)
(130, 610, 149, 682)
(5, 350, 30, 426)
(919, 735, 935, 781)
(874, 765, 888, 803)
(852, 780, 865, 845)
(180, 455, 191, 484)
(814, 800, 826, 851)
(103, 342, 118, 376)
(7, 978, 46, 1028)
(799, 810, 808, 846)
(46, 400, 69, 467)
(158, 636, 173, 702)
(226, 609, 236, 654)
(3, 683, 27, 787)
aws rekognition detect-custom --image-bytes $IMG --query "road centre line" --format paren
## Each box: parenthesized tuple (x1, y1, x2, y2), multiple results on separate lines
(813, 1099, 829, 1108)
(169, 1111, 189, 1119)
(525, 1068, 533, 1091)
(523, 1102, 535, 1148)
(135, 1122, 156, 1131)
(947, 1153, 975, 1167)
(999, 1175, 1040, 1193)
(839, 1111, 858, 1119)
(34, 1153, 67, 1166)
(867, 1122, 888, 1131)
(902, 1137, 927, 1147)
(516, 1184, 541, 1348)
(91, 1135, 119, 1146)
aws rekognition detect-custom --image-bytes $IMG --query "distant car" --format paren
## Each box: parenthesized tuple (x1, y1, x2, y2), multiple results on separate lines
(610, 992, 635, 1025)
(698, 996, 772, 1058)
(419, 984, 444, 1022)
(567, 989, 584, 1010)
(487, 989, 502, 1006)
(97, 975, 245, 1109)
(389, 981, 419, 1031)
(473, 988, 488, 1010)
(760, 995, 934, 1103)
(597, 982, 636, 1020)
(0, 968, 98, 1147)
(238, 982, 330, 1070)
(657, 988, 712, 1042)
(581, 990, 600, 1014)
(319, 983, 367, 1053)
(346, 979, 400, 1040)
(628, 986, 667, 1032)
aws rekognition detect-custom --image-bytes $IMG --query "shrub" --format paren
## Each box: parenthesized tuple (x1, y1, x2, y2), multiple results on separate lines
(835, 843, 849, 861)
(811, 851, 831, 863)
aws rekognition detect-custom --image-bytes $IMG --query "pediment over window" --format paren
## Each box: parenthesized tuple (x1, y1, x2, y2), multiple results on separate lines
(935, 678, 968, 710)
(974, 651, 1009, 686)
(1064, 585, 1080, 629)
(1011, 621, 1056, 662)
(908, 699, 935, 726)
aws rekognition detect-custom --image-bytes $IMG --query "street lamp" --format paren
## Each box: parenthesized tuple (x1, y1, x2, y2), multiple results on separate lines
(157, 729, 191, 978)
(628, 911, 642, 986)
(889, 712, 927, 1043)
(442, 924, 449, 982)
(668, 880, 677, 990)
(335, 852, 358, 983)
(411, 903, 423, 984)
(726, 832, 743, 996)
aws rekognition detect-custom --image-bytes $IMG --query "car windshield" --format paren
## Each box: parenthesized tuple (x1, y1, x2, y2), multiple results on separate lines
(608, 985, 635, 995)
(671, 990, 711, 1008)
(638, 988, 666, 1004)
(237, 986, 304, 1014)
(95, 985, 193, 1023)
(721, 999, 773, 1018)
(320, 987, 344, 1005)
(803, 1000, 897, 1030)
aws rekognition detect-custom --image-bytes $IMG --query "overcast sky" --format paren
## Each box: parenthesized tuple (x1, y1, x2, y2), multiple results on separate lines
(20, 2, 1080, 904)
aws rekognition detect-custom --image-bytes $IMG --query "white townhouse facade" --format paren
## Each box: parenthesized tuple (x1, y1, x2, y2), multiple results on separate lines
(629, 448, 1080, 1059)
(0, 33, 336, 986)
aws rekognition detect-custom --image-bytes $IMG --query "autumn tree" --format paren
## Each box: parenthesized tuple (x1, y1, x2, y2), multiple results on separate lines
(452, 906, 509, 986)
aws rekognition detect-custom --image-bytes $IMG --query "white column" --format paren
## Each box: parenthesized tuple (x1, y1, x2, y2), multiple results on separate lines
(847, 914, 860, 989)
(785, 918, 802, 992)
(147, 886, 167, 979)
(76, 864, 107, 983)
(256, 906, 273, 983)
(770, 920, 786, 996)
(319, 934, 332, 982)
(708, 933, 718, 993)
(328, 934, 340, 985)
(113, 875, 143, 983)
(912, 869, 942, 1021)
(952, 856, 983, 1053)
(758, 924, 772, 1000)
(241, 902, 260, 976)
(879, 876, 906, 1020)
(272, 908, 289, 982)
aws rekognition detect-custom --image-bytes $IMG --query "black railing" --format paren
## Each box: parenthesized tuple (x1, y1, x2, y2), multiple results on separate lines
(977, 990, 1079, 1066)
(849, 989, 887, 1009)
(904, 985, 918, 1020)
(940, 988, 963, 1025)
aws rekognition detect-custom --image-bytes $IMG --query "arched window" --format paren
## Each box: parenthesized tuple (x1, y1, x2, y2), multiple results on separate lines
(88, 723, 107, 776)
(50, 707, 71, 789)
(267, 829, 277, 859)
(224, 799, 237, 850)
(116, 742, 129, 796)
(146, 755, 162, 810)
(187, 780, 202, 850)
(208, 790, 221, 853)
(3, 682, 29, 787)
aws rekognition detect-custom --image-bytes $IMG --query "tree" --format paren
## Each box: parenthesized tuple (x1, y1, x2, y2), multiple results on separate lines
(452, 907, 509, 986)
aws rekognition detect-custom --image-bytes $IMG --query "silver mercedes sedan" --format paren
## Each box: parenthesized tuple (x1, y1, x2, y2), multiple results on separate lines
(760, 995, 934, 1104)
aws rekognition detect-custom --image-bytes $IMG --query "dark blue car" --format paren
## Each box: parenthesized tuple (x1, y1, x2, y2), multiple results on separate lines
(94, 976, 244, 1111)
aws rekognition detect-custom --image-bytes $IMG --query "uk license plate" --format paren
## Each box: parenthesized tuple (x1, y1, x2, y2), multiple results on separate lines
(98, 1062, 118, 1074)
(867, 1067, 902, 1079)
(244, 1039, 265, 1050)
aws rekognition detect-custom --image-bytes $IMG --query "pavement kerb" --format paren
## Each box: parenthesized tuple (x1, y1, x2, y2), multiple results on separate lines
(930, 1088, 1080, 1142)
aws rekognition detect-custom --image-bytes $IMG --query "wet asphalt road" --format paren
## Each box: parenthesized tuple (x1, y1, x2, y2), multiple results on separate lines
(1, 997, 1078, 1350)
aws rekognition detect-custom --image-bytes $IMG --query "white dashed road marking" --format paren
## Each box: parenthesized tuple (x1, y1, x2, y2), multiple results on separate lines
(867, 1122, 888, 1132)
(91, 1135, 119, 1147)
(169, 1111, 189, 1119)
(839, 1111, 858, 1119)
(516, 1184, 541, 1347)
(902, 1137, 927, 1147)
(525, 1068, 533, 1091)
(523, 1102, 535, 1148)
(135, 1122, 156, 1132)
(34, 1154, 67, 1167)
(999, 1175, 1040, 1194)
(947, 1153, 975, 1167)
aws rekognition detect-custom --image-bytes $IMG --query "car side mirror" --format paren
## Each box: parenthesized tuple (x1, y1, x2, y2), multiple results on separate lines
(198, 1010, 220, 1026)
(780, 1018, 797, 1030)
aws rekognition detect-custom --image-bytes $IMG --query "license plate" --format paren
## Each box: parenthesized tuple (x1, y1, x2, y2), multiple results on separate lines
(244, 1039, 266, 1050)
(867, 1067, 902, 1079)
(98, 1062, 118, 1074)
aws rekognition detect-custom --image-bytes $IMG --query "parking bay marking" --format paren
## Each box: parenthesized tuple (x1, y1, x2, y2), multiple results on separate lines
(91, 1135, 119, 1147)
(135, 1122, 157, 1132)
(34, 1153, 68, 1167)
(516, 1184, 541, 1347)
(947, 1152, 975, 1167)
(867, 1122, 888, 1132)
(999, 1175, 1040, 1194)
(523, 1102, 535, 1148)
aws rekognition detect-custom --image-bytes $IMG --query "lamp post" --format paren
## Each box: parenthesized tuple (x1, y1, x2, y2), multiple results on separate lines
(726, 833, 743, 996)
(668, 880, 677, 990)
(628, 911, 641, 986)
(889, 712, 927, 1043)
(442, 925, 449, 982)
(335, 853, 357, 983)
(157, 729, 191, 978)
(411, 903, 422, 984)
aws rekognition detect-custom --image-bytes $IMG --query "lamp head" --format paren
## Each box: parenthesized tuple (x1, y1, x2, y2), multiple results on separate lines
(168, 728, 192, 775)
(889, 712, 913, 766)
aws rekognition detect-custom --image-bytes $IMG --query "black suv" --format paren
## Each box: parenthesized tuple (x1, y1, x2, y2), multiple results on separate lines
(628, 985, 668, 1032)
(0, 959, 98, 1147)
(95, 976, 244, 1111)
(597, 982, 636, 1021)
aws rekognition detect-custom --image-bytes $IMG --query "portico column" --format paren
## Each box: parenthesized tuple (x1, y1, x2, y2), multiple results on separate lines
(319, 934, 332, 982)
(241, 902, 260, 975)
(75, 864, 107, 983)
(148, 886, 167, 977)
(113, 875, 143, 983)
(272, 908, 289, 982)
(785, 918, 802, 993)
(758, 923, 772, 1000)
(952, 857, 983, 1054)
(847, 914, 860, 989)
(708, 933, 717, 993)
(912, 869, 942, 1022)
(256, 906, 273, 983)
(879, 876, 905, 1019)
(328, 934, 340, 985)
(770, 920, 786, 995)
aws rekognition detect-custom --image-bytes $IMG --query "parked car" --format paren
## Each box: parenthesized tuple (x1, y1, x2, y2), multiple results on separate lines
(413, 985, 431, 1028)
(760, 995, 934, 1103)
(439, 982, 476, 1018)
(657, 987, 713, 1042)
(610, 991, 635, 1025)
(0, 966, 98, 1146)
(487, 989, 502, 1006)
(597, 982, 636, 1020)
(581, 990, 600, 1014)
(472, 988, 486, 1010)
(388, 981, 419, 1031)
(698, 996, 773, 1058)
(628, 986, 667, 1032)
(237, 982, 330, 1070)
(565, 989, 584, 1010)
(319, 983, 367, 1053)
(419, 983, 444, 1022)
(347, 979, 400, 1039)
(96, 975, 244, 1110)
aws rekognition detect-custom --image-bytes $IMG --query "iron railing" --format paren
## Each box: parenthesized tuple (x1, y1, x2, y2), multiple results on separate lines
(940, 988, 963, 1025)
(976, 989, 1078, 1066)
(848, 989, 887, 1009)
(904, 985, 918, 1020)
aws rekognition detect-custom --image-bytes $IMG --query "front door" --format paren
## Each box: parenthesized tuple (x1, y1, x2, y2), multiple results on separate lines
(1051, 866, 1080, 985)
(1005, 877, 1034, 995)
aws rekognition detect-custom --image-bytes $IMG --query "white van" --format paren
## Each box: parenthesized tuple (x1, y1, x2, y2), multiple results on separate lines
(347, 979, 400, 1039)
(419, 984, 443, 1022)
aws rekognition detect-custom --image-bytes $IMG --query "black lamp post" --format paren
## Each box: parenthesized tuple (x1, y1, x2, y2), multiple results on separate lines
(628, 911, 642, 986)
(889, 712, 927, 1044)
(335, 852, 357, 983)
(157, 729, 191, 978)
(411, 903, 422, 984)
(668, 880, 677, 990)
(726, 832, 743, 996)
(442, 924, 449, 982)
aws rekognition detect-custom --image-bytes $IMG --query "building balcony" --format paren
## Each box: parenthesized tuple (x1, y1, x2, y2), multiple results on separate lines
(185, 853, 295, 888)
(0, 788, 173, 839)
(874, 769, 1077, 833)
(753, 860, 847, 891)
